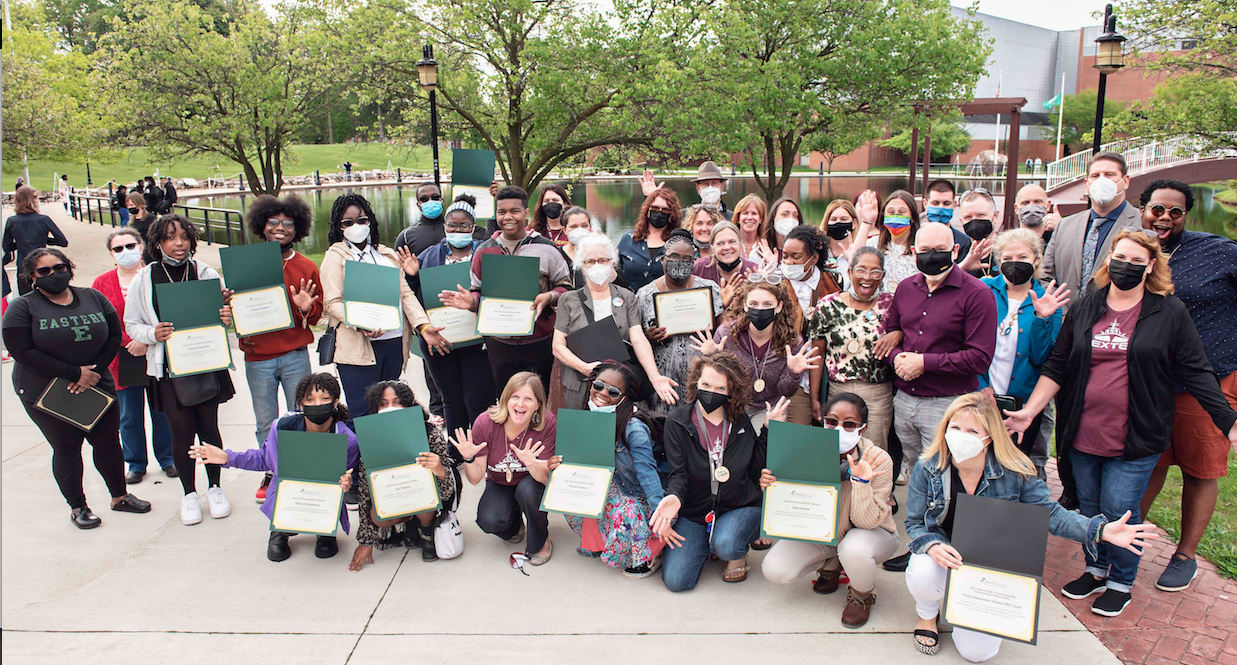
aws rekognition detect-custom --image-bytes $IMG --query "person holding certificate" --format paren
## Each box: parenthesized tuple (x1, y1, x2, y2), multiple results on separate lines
(320, 193, 450, 417)
(635, 229, 723, 410)
(452, 372, 557, 566)
(904, 393, 1157, 659)
(350, 381, 457, 569)
(760, 393, 897, 628)
(123, 215, 236, 527)
(190, 373, 359, 562)
(651, 351, 791, 591)
(3, 248, 152, 529)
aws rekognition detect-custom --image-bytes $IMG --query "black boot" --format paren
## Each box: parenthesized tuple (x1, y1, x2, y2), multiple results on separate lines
(267, 532, 291, 562)
(315, 535, 339, 559)
(419, 524, 438, 562)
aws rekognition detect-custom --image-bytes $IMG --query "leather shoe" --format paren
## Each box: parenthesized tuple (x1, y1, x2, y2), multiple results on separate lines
(315, 535, 339, 559)
(71, 507, 102, 529)
(163, 465, 179, 479)
(267, 532, 292, 562)
(420, 525, 438, 562)
(125, 470, 144, 484)
(841, 587, 876, 628)
(110, 493, 152, 513)
(813, 567, 840, 594)
(882, 551, 911, 572)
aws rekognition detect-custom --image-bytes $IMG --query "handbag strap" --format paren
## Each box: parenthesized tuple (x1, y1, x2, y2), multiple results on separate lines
(578, 288, 595, 325)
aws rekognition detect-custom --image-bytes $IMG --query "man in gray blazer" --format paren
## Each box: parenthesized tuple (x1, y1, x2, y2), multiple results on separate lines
(1043, 152, 1140, 306)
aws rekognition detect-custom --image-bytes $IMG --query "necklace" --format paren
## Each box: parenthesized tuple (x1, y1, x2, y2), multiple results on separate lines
(746, 332, 773, 393)
(160, 262, 189, 283)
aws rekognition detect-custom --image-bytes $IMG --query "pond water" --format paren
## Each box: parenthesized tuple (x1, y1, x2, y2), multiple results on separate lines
(184, 176, 1237, 254)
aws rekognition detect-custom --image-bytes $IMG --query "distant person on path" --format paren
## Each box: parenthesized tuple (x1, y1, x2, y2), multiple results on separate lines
(142, 176, 162, 213)
(158, 177, 177, 214)
(3, 186, 68, 295)
(114, 184, 130, 227)
(58, 175, 70, 211)
(126, 192, 157, 251)
(639, 160, 734, 222)
(1137, 179, 1237, 593)
(343, 161, 353, 182)
(1012, 183, 1060, 245)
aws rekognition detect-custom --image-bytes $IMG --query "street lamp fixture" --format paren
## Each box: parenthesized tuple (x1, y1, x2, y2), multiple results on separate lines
(417, 44, 442, 189)
(1091, 3, 1126, 154)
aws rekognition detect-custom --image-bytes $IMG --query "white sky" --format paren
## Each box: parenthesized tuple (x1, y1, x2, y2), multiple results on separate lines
(951, 0, 1107, 31)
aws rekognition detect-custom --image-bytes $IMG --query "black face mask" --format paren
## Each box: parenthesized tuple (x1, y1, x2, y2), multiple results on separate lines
(648, 211, 672, 229)
(697, 389, 728, 414)
(915, 248, 954, 276)
(1107, 259, 1148, 291)
(127, 207, 140, 215)
(1000, 261, 1035, 286)
(826, 223, 853, 241)
(963, 219, 993, 241)
(35, 271, 73, 295)
(717, 256, 743, 272)
(302, 403, 336, 425)
(746, 306, 776, 331)
(542, 202, 563, 219)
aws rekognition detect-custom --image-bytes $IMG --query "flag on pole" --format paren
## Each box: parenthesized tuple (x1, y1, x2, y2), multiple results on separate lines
(1043, 93, 1063, 109)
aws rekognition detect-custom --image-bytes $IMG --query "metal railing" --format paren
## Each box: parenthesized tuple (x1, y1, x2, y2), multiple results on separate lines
(1046, 135, 1237, 191)
(69, 190, 247, 246)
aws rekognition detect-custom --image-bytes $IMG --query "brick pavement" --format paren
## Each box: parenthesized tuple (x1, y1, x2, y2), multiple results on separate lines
(1042, 459, 1237, 665)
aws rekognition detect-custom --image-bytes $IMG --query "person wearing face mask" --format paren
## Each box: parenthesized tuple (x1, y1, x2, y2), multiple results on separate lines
(3, 186, 68, 295)
(113, 184, 130, 227)
(684, 204, 723, 260)
(692, 222, 758, 307)
(349, 381, 457, 569)
(905, 393, 1158, 658)
(863, 190, 922, 294)
(125, 191, 156, 245)
(529, 184, 572, 248)
(393, 182, 451, 294)
(922, 180, 974, 261)
(1043, 152, 1141, 304)
(618, 188, 683, 293)
(778, 224, 841, 422)
(1013, 183, 1061, 245)
(640, 161, 733, 221)
(652, 352, 791, 590)
(3, 248, 152, 529)
(763, 197, 804, 255)
(547, 362, 670, 578)
(761, 393, 898, 628)
(955, 189, 1000, 277)
(820, 198, 872, 288)
(190, 373, 359, 562)
(883, 222, 997, 485)
(636, 229, 724, 411)
(142, 175, 162, 213)
(552, 232, 679, 411)
(561, 207, 628, 289)
(1005, 229, 1237, 617)
(977, 229, 1068, 481)
(91, 229, 175, 484)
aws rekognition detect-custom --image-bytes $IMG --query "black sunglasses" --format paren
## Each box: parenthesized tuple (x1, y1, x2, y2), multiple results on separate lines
(1148, 204, 1186, 220)
(591, 380, 623, 400)
(110, 242, 139, 253)
(823, 417, 864, 432)
(34, 263, 69, 277)
(418, 194, 443, 203)
(339, 217, 370, 228)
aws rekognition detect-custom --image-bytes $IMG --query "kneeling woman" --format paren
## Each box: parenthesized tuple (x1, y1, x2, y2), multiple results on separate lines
(760, 392, 897, 628)
(651, 352, 791, 591)
(550, 361, 669, 578)
(190, 373, 359, 562)
(904, 393, 1156, 661)
(452, 372, 557, 565)
(350, 380, 458, 570)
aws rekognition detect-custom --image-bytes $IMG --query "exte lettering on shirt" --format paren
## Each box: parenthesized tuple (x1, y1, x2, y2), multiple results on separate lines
(1091, 320, 1129, 351)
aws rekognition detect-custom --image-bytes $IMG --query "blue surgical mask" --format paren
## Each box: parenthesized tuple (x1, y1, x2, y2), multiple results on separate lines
(587, 398, 618, 413)
(446, 233, 473, 248)
(924, 206, 953, 225)
(421, 201, 443, 219)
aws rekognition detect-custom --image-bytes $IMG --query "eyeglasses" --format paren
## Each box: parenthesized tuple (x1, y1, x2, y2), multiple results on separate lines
(1147, 204, 1186, 220)
(445, 223, 475, 232)
(33, 263, 69, 277)
(591, 380, 623, 399)
(110, 242, 139, 253)
(648, 206, 671, 214)
(582, 257, 613, 268)
(823, 417, 864, 432)
(340, 217, 370, 228)
(418, 194, 443, 203)
(266, 218, 296, 229)
(747, 272, 783, 286)
(851, 267, 885, 279)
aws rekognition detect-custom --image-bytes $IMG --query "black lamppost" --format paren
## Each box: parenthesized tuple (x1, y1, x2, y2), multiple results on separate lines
(416, 45, 441, 190)
(86, 162, 93, 186)
(1091, 4, 1127, 154)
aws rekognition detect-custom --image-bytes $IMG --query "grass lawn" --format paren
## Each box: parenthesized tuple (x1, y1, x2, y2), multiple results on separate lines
(1146, 457, 1237, 579)
(9, 144, 450, 191)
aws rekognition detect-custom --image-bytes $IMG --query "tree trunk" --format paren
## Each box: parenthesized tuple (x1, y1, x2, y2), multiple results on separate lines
(327, 102, 335, 144)
(377, 102, 386, 142)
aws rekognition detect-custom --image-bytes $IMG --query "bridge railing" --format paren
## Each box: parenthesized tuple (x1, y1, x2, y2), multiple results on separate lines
(1047, 135, 1237, 191)
(69, 190, 246, 245)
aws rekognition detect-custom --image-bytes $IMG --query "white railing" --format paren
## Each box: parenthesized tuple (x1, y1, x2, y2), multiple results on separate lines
(1047, 135, 1237, 191)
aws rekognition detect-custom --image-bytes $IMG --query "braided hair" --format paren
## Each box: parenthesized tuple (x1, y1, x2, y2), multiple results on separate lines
(328, 193, 379, 246)
(294, 373, 351, 425)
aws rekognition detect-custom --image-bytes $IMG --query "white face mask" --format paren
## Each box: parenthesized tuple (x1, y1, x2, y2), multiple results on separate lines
(567, 228, 591, 246)
(343, 223, 371, 244)
(1088, 177, 1120, 206)
(779, 263, 806, 281)
(944, 428, 989, 463)
(774, 218, 799, 237)
(587, 396, 619, 413)
(837, 427, 863, 454)
(699, 186, 722, 206)
(377, 405, 404, 414)
(585, 263, 613, 286)
(115, 247, 142, 269)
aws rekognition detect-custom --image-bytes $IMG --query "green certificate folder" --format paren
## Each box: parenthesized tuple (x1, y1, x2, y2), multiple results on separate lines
(420, 262, 481, 348)
(342, 261, 402, 332)
(33, 377, 116, 432)
(353, 406, 441, 519)
(220, 241, 293, 337)
(155, 278, 234, 378)
(270, 431, 348, 536)
(541, 408, 615, 519)
(451, 149, 496, 219)
(477, 254, 541, 337)
(761, 421, 843, 544)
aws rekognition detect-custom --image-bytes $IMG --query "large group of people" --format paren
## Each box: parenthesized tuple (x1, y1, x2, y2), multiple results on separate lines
(5, 152, 1237, 662)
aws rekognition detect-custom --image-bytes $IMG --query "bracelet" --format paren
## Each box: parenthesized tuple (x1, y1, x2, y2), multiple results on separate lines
(850, 476, 870, 484)
(417, 323, 431, 336)
(1097, 521, 1107, 543)
(463, 456, 477, 464)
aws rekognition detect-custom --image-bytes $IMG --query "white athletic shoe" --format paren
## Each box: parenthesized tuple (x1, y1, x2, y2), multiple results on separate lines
(206, 486, 231, 519)
(181, 492, 203, 525)
(895, 460, 910, 486)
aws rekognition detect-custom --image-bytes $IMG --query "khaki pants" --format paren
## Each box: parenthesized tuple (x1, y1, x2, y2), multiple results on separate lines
(761, 527, 900, 593)
(828, 380, 893, 451)
(787, 386, 813, 425)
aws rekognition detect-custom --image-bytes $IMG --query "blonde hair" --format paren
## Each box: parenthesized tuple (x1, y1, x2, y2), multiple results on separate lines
(1092, 228, 1175, 296)
(487, 371, 548, 431)
(922, 393, 1036, 478)
(14, 186, 39, 215)
(821, 199, 857, 228)
(731, 194, 768, 235)
(992, 228, 1044, 279)
(684, 204, 725, 234)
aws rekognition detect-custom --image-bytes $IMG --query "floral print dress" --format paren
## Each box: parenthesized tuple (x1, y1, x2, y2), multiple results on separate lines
(806, 292, 895, 384)
(566, 483, 661, 569)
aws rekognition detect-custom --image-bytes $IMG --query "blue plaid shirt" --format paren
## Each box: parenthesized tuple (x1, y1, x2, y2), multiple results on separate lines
(1166, 230, 1237, 379)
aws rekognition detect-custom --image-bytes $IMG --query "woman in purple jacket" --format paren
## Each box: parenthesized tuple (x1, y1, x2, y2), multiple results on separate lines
(191, 373, 358, 562)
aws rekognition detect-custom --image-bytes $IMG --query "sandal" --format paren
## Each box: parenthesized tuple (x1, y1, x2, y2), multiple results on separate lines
(914, 629, 940, 656)
(723, 559, 750, 583)
(751, 538, 773, 551)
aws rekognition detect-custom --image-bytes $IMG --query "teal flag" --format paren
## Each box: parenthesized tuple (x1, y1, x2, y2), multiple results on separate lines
(1042, 93, 1062, 110)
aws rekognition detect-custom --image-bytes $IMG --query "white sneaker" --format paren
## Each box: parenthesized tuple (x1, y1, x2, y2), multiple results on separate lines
(181, 492, 203, 525)
(206, 486, 231, 519)
(895, 460, 910, 486)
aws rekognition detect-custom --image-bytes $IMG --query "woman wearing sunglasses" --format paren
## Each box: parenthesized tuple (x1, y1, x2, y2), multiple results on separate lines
(91, 228, 175, 485)
(3, 248, 152, 529)
(761, 392, 897, 627)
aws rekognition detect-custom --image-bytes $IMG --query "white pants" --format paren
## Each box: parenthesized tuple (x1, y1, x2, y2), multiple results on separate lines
(905, 553, 1003, 663)
(761, 528, 900, 593)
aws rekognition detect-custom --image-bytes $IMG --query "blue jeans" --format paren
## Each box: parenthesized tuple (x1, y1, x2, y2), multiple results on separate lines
(662, 506, 761, 592)
(118, 208, 130, 227)
(1069, 448, 1161, 592)
(117, 385, 174, 473)
(336, 337, 404, 419)
(244, 347, 312, 445)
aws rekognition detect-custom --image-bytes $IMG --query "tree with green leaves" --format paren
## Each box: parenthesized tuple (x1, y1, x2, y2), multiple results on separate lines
(1042, 89, 1128, 154)
(879, 119, 973, 161)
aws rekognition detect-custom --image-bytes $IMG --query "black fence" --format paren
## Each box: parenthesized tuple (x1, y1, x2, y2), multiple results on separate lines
(69, 188, 247, 246)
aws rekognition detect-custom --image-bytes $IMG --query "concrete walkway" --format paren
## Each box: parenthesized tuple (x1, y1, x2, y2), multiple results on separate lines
(2, 210, 1119, 664)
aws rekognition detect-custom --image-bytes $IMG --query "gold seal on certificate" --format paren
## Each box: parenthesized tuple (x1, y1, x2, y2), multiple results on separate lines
(761, 481, 839, 543)
(654, 287, 714, 336)
(427, 306, 481, 345)
(541, 464, 613, 518)
(270, 479, 343, 536)
(165, 326, 233, 377)
(369, 464, 441, 520)
(476, 298, 536, 336)
(944, 564, 1042, 644)
(231, 285, 293, 337)
(345, 301, 401, 332)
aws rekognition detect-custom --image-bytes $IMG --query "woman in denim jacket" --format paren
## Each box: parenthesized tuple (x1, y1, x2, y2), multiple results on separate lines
(550, 361, 669, 579)
(903, 393, 1156, 661)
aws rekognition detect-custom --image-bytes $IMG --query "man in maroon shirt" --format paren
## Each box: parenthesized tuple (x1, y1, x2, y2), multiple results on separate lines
(884, 223, 998, 483)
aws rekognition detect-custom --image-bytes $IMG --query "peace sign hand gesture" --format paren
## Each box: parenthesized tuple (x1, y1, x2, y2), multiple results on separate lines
(450, 427, 487, 460)
(690, 331, 725, 356)
(785, 342, 821, 374)
(1031, 280, 1071, 319)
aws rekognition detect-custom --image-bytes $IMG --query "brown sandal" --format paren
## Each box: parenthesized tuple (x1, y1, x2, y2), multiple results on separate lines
(723, 559, 750, 583)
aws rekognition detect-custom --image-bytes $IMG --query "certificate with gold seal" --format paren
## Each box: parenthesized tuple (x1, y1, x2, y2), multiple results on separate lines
(654, 287, 714, 336)
(761, 480, 839, 543)
(943, 564, 1042, 645)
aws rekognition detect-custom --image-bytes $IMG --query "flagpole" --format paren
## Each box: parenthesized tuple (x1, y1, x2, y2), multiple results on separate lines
(994, 71, 1003, 173)
(1055, 72, 1065, 161)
